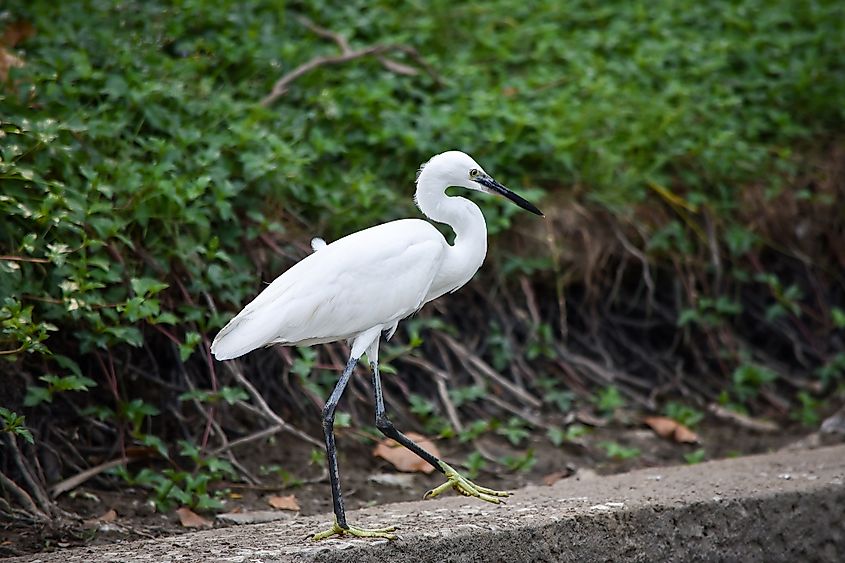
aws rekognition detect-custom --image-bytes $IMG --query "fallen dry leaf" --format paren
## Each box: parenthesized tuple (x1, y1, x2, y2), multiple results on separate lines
(373, 432, 440, 474)
(644, 416, 699, 444)
(542, 470, 569, 487)
(176, 507, 213, 528)
(0, 21, 34, 84)
(83, 508, 117, 527)
(267, 494, 300, 511)
(2, 21, 36, 48)
(0, 47, 23, 83)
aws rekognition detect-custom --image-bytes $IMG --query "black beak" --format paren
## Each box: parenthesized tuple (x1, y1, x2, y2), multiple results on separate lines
(475, 175, 544, 216)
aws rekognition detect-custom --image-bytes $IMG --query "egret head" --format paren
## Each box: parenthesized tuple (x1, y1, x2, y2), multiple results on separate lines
(418, 151, 543, 216)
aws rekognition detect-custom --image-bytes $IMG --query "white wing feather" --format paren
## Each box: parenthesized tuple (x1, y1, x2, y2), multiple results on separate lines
(211, 219, 446, 360)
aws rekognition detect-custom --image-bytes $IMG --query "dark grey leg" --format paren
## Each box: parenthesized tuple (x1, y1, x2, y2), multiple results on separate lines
(323, 356, 357, 529)
(371, 360, 445, 473)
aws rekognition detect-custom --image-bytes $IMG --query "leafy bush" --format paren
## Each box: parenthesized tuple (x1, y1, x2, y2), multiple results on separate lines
(1, 0, 843, 519)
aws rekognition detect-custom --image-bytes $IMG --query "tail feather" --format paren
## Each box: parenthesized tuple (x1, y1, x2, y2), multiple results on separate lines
(210, 313, 267, 360)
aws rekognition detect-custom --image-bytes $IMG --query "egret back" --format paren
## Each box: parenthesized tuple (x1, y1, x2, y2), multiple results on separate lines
(211, 219, 447, 360)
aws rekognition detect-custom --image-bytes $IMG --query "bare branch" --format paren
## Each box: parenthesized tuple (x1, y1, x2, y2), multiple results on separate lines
(261, 17, 442, 107)
(0, 471, 49, 521)
(224, 360, 324, 449)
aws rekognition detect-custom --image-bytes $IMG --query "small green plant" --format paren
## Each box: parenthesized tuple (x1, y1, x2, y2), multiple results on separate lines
(546, 425, 566, 446)
(458, 419, 491, 443)
(678, 297, 741, 328)
(500, 449, 536, 472)
(526, 323, 556, 361)
(684, 449, 707, 465)
(408, 394, 453, 437)
(755, 273, 804, 321)
(178, 386, 249, 405)
(599, 441, 640, 461)
(0, 298, 57, 356)
(816, 353, 845, 386)
(448, 385, 487, 408)
(496, 417, 531, 446)
(259, 465, 304, 488)
(731, 363, 778, 403)
(595, 386, 625, 416)
(333, 412, 352, 429)
(546, 423, 588, 446)
(791, 391, 823, 427)
(23, 355, 95, 407)
(537, 377, 575, 413)
(24, 373, 97, 406)
(663, 402, 704, 428)
(0, 407, 34, 444)
(463, 451, 486, 479)
(115, 440, 238, 512)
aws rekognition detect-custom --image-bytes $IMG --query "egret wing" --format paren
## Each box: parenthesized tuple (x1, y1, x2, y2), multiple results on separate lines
(211, 219, 446, 360)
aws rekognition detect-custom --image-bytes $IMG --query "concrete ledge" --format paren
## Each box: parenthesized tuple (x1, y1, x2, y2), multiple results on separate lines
(19, 445, 845, 563)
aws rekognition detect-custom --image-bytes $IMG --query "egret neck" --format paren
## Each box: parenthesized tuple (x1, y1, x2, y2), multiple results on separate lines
(414, 164, 488, 300)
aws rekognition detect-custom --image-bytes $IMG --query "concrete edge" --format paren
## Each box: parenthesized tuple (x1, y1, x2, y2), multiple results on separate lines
(16, 445, 845, 563)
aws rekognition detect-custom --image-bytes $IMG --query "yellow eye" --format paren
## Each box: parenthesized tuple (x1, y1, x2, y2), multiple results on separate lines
(469, 169, 480, 178)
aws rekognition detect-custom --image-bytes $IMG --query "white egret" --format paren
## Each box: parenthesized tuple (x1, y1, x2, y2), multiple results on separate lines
(211, 150, 543, 540)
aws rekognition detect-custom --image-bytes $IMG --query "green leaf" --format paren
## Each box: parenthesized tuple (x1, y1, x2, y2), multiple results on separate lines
(130, 277, 169, 297)
(24, 386, 52, 406)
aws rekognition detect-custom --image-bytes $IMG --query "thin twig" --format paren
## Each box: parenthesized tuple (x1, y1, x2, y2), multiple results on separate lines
(5, 435, 53, 516)
(0, 471, 49, 520)
(224, 360, 323, 448)
(438, 333, 543, 409)
(261, 16, 441, 106)
(208, 424, 286, 457)
(50, 456, 130, 498)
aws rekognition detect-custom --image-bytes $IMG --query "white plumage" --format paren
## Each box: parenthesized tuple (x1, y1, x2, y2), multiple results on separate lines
(211, 219, 445, 360)
(211, 151, 541, 363)
(209, 150, 542, 540)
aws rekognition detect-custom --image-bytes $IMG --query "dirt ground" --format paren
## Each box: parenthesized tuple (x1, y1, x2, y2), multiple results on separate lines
(1, 413, 825, 559)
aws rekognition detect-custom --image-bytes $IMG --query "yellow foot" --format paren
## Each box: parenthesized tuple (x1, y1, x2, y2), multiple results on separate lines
(312, 518, 397, 541)
(423, 461, 511, 504)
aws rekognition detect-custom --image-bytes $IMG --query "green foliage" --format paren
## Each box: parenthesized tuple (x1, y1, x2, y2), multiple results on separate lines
(499, 449, 536, 472)
(526, 323, 556, 361)
(409, 393, 453, 437)
(816, 354, 845, 386)
(0, 407, 34, 444)
(496, 417, 531, 446)
(537, 377, 575, 413)
(178, 386, 249, 406)
(678, 297, 742, 328)
(259, 465, 304, 489)
(458, 419, 491, 443)
(791, 391, 824, 427)
(448, 385, 487, 408)
(0, 298, 56, 356)
(115, 441, 237, 512)
(24, 373, 96, 406)
(1, 0, 843, 501)
(546, 423, 588, 446)
(463, 451, 486, 479)
(598, 441, 641, 461)
(731, 363, 778, 402)
(663, 402, 704, 428)
(594, 386, 625, 416)
(1, 0, 841, 372)
(832, 308, 845, 329)
(684, 449, 707, 465)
